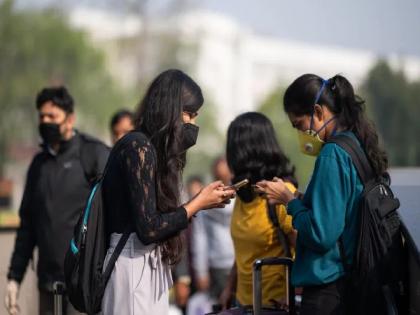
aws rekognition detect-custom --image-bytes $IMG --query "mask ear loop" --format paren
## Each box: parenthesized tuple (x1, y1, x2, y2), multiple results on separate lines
(315, 116, 336, 136)
(310, 79, 328, 131)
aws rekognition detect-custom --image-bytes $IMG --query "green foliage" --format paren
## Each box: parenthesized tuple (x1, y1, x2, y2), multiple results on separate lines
(363, 60, 420, 166)
(258, 88, 315, 188)
(0, 0, 131, 175)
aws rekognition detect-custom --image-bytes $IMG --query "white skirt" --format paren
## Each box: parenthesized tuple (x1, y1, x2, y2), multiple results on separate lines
(101, 233, 173, 315)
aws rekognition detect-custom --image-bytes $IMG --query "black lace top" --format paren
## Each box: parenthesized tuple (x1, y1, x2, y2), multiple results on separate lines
(102, 131, 188, 245)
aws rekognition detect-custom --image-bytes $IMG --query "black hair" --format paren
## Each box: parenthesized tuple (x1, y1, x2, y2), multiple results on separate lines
(36, 86, 74, 113)
(110, 109, 134, 130)
(135, 69, 203, 263)
(226, 112, 297, 203)
(283, 73, 388, 177)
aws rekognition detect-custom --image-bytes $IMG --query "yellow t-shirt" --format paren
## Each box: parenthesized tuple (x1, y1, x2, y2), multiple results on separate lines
(231, 183, 295, 306)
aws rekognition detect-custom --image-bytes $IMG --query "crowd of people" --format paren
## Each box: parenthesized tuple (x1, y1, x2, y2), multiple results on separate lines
(3, 69, 400, 315)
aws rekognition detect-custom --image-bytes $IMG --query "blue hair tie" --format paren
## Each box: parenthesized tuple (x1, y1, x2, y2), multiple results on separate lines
(314, 79, 328, 105)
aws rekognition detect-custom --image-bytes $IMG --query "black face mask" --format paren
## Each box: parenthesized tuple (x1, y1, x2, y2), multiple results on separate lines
(39, 123, 62, 145)
(181, 123, 199, 152)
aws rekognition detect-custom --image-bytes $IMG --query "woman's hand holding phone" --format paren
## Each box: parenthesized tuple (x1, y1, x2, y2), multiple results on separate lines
(254, 177, 295, 205)
(184, 181, 236, 217)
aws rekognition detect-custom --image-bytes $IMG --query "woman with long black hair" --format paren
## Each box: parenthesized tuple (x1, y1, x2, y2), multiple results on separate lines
(220, 112, 297, 310)
(101, 69, 235, 314)
(256, 74, 388, 314)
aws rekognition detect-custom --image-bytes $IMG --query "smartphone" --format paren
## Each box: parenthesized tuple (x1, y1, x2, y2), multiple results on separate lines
(226, 179, 249, 190)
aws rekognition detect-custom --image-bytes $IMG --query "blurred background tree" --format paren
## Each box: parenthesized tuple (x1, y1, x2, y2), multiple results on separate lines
(363, 60, 420, 166)
(0, 0, 132, 177)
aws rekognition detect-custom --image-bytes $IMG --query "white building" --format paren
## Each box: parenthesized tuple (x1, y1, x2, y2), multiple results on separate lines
(70, 7, 420, 129)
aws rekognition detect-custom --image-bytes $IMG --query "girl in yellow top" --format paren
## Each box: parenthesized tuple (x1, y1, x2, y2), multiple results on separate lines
(221, 112, 297, 308)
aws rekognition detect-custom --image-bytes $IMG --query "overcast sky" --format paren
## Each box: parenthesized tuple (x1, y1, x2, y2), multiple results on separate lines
(19, 0, 420, 57)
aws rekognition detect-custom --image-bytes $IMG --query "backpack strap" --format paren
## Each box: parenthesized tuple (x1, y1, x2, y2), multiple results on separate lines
(101, 226, 132, 286)
(328, 134, 374, 273)
(328, 134, 374, 185)
(267, 202, 292, 258)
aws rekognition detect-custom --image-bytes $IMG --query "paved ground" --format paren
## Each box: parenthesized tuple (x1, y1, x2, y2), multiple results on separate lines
(0, 231, 38, 315)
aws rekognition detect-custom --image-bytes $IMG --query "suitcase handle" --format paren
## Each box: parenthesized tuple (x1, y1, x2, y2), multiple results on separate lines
(53, 281, 65, 315)
(253, 257, 295, 315)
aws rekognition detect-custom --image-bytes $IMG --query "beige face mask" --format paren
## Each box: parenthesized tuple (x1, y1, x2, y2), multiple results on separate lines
(297, 78, 337, 156)
(297, 129, 325, 156)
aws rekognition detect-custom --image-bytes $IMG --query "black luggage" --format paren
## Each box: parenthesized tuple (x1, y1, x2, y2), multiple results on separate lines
(207, 257, 295, 315)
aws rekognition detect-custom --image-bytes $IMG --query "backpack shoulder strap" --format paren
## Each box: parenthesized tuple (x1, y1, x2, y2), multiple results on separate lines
(102, 226, 132, 286)
(328, 134, 374, 185)
(329, 134, 375, 272)
(267, 202, 291, 258)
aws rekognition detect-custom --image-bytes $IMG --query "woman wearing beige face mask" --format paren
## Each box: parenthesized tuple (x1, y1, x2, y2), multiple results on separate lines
(256, 74, 389, 315)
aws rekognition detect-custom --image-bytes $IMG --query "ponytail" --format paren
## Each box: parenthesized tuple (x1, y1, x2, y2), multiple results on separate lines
(329, 75, 388, 176)
(284, 73, 388, 177)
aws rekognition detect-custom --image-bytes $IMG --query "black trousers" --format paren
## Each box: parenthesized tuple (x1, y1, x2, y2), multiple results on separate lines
(300, 277, 347, 315)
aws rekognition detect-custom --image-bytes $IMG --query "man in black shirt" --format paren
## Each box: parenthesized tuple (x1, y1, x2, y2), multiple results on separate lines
(4, 87, 110, 315)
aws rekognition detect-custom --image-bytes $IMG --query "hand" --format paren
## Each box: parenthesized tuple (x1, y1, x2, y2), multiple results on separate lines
(219, 285, 234, 310)
(4, 280, 20, 315)
(184, 181, 236, 217)
(255, 177, 295, 205)
(196, 276, 210, 292)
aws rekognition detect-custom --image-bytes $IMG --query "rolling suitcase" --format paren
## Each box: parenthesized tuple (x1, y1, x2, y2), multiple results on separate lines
(252, 257, 295, 315)
(207, 256, 295, 315)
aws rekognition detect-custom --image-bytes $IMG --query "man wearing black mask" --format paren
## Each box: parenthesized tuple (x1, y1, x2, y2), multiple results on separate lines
(4, 87, 110, 315)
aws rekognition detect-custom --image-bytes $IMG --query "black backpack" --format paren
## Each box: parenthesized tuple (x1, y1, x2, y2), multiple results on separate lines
(329, 135, 407, 315)
(64, 136, 131, 314)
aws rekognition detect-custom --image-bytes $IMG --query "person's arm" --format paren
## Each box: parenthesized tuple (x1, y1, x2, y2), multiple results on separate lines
(7, 159, 39, 283)
(287, 153, 351, 253)
(191, 213, 210, 290)
(219, 263, 237, 309)
(173, 231, 191, 308)
(122, 137, 189, 245)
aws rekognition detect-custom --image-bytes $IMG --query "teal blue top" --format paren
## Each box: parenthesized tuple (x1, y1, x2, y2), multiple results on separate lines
(287, 131, 363, 287)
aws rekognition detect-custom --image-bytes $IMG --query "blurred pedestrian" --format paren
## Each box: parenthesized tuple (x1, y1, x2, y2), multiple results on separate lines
(4, 86, 110, 315)
(191, 157, 235, 299)
(109, 109, 134, 145)
(186, 176, 204, 199)
(100, 69, 235, 315)
(172, 176, 204, 314)
(220, 112, 297, 309)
